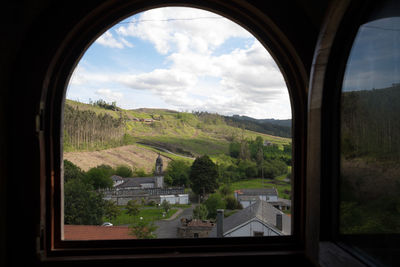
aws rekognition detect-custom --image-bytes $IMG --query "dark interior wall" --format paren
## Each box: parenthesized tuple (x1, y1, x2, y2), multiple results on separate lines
(0, 1, 327, 266)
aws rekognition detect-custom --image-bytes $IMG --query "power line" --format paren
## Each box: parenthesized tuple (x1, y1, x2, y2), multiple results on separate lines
(118, 16, 224, 24)
(364, 25, 400, 32)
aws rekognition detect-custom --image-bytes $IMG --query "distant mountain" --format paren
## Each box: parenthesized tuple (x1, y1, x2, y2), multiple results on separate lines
(225, 115, 291, 138)
(258, 118, 292, 128)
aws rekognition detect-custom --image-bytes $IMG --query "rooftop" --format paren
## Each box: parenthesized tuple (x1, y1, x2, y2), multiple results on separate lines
(115, 177, 156, 188)
(64, 225, 135, 240)
(209, 200, 291, 237)
(235, 188, 278, 196)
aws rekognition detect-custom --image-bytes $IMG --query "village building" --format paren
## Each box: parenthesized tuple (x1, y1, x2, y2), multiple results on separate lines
(103, 154, 189, 205)
(177, 219, 215, 238)
(160, 194, 189, 205)
(64, 225, 134, 240)
(234, 188, 291, 211)
(209, 200, 291, 238)
(112, 153, 165, 190)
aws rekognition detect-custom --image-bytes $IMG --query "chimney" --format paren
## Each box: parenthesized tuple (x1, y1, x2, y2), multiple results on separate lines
(276, 213, 282, 231)
(216, 209, 224, 238)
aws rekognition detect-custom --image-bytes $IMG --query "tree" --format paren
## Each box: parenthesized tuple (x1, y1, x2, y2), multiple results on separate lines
(129, 218, 158, 239)
(204, 193, 226, 219)
(164, 160, 190, 187)
(85, 165, 113, 189)
(219, 184, 233, 197)
(225, 196, 243, 210)
(126, 200, 141, 217)
(64, 179, 105, 225)
(115, 165, 133, 177)
(161, 199, 171, 214)
(104, 200, 121, 221)
(189, 155, 219, 198)
(63, 160, 86, 182)
(193, 204, 208, 220)
(229, 142, 240, 158)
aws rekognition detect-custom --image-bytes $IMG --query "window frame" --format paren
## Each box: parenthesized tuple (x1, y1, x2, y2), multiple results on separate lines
(38, 0, 309, 262)
(309, 0, 400, 265)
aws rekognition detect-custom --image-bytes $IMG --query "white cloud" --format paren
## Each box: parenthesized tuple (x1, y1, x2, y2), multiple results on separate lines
(116, 7, 251, 55)
(118, 69, 198, 93)
(95, 88, 123, 101)
(68, 7, 291, 119)
(95, 30, 133, 49)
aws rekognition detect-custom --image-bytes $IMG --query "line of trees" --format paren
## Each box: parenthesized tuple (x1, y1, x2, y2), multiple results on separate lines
(63, 104, 125, 151)
(341, 86, 400, 159)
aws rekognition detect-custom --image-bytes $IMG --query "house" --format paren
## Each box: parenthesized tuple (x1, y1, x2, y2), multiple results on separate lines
(263, 140, 272, 146)
(111, 175, 125, 187)
(234, 188, 278, 208)
(177, 219, 215, 238)
(114, 176, 163, 190)
(64, 225, 134, 240)
(209, 200, 291, 237)
(113, 154, 165, 190)
(103, 155, 188, 205)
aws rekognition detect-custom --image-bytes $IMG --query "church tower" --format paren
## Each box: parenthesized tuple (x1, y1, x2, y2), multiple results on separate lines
(155, 153, 163, 175)
(154, 154, 164, 188)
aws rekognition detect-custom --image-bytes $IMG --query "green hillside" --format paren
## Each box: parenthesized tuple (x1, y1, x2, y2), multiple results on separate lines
(64, 99, 291, 157)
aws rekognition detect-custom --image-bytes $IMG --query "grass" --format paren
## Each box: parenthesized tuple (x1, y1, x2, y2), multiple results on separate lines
(106, 206, 178, 225)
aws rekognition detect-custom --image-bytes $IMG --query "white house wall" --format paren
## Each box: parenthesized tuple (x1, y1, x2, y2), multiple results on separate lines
(268, 195, 278, 202)
(140, 183, 154, 189)
(160, 194, 189, 205)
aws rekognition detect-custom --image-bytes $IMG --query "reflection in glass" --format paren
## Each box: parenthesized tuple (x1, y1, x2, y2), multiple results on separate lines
(341, 16, 400, 235)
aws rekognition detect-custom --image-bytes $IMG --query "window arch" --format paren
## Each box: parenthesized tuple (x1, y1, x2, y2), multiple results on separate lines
(309, 0, 400, 265)
(38, 0, 308, 260)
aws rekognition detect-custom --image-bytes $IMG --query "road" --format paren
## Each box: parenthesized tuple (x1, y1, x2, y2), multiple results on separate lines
(139, 143, 195, 160)
(154, 205, 194, 238)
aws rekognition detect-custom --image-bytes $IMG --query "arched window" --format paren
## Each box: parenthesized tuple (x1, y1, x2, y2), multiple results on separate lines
(36, 1, 308, 261)
(339, 1, 400, 265)
(62, 6, 293, 241)
(309, 0, 400, 265)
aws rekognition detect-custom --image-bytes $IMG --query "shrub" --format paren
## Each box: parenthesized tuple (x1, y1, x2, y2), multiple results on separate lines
(193, 204, 208, 220)
(115, 165, 133, 177)
(225, 196, 243, 210)
(204, 193, 226, 219)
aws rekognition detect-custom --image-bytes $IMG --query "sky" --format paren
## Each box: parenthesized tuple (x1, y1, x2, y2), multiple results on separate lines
(343, 17, 400, 92)
(67, 7, 291, 119)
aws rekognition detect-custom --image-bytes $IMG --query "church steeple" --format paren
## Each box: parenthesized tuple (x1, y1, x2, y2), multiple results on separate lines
(155, 153, 163, 175)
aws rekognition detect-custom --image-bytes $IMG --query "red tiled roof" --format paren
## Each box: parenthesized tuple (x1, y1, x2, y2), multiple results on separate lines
(64, 225, 135, 240)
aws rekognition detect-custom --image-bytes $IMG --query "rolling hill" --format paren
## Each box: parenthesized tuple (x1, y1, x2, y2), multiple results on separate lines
(63, 99, 291, 170)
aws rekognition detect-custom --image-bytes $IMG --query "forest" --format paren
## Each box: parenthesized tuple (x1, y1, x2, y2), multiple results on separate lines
(341, 85, 400, 160)
(63, 103, 126, 151)
(224, 115, 291, 138)
(340, 85, 400, 234)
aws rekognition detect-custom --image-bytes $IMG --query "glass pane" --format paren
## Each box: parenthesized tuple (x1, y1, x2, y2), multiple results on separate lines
(62, 7, 292, 240)
(341, 16, 400, 235)
(340, 2, 400, 264)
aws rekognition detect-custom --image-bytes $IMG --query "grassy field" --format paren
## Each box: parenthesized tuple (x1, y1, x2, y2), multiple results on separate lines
(230, 176, 291, 199)
(106, 207, 179, 226)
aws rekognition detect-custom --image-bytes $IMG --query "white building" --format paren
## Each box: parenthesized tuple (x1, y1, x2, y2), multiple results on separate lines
(234, 188, 278, 208)
(209, 200, 291, 237)
(111, 154, 165, 190)
(160, 194, 189, 205)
